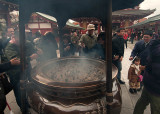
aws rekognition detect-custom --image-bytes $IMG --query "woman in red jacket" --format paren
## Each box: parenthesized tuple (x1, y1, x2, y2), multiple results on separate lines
(123, 31, 128, 48)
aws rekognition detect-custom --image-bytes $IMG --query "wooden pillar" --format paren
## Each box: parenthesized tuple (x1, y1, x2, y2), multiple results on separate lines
(4, 11, 11, 28)
(7, 11, 11, 27)
(19, 0, 27, 113)
(124, 20, 130, 28)
(98, 23, 101, 34)
(155, 22, 158, 34)
(106, 0, 113, 113)
(81, 21, 87, 29)
(120, 21, 124, 28)
(38, 17, 41, 33)
(80, 21, 88, 34)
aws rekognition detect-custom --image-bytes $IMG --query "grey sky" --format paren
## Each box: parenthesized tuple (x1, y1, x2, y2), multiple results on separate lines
(140, 0, 160, 18)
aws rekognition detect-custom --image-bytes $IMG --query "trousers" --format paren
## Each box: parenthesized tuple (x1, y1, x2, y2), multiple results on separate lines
(134, 88, 160, 114)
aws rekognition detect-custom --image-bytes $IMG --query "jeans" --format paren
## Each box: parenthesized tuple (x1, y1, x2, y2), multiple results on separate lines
(131, 38, 134, 44)
(12, 81, 22, 108)
(134, 88, 160, 114)
(113, 60, 122, 80)
(124, 40, 127, 48)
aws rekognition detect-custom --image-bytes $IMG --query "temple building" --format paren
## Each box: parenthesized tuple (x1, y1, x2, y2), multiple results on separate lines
(112, 8, 155, 30)
(0, 1, 155, 35)
(127, 14, 160, 34)
(73, 7, 155, 34)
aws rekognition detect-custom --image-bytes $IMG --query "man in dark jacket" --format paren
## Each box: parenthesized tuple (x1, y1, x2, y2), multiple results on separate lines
(133, 38, 160, 114)
(112, 28, 125, 84)
(131, 32, 136, 44)
(129, 30, 152, 66)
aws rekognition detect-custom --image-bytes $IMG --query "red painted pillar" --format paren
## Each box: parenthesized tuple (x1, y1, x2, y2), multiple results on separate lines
(38, 17, 41, 32)
(155, 23, 158, 34)
(6, 11, 11, 27)
(98, 23, 100, 34)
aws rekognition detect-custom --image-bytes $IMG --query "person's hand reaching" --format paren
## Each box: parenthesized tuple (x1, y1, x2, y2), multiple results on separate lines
(10, 58, 20, 65)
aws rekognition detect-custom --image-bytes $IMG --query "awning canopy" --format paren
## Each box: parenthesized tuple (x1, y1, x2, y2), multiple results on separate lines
(6, 0, 144, 27)
(35, 12, 84, 30)
(127, 14, 160, 29)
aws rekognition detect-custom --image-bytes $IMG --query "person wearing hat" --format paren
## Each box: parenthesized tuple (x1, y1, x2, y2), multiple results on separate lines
(80, 24, 97, 57)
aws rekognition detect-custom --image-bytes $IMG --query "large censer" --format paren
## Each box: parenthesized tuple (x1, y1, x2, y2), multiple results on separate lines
(27, 57, 122, 114)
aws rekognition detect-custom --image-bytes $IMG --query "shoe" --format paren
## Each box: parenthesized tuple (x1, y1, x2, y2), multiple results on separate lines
(129, 88, 134, 94)
(133, 89, 137, 93)
(118, 80, 125, 84)
(137, 88, 141, 91)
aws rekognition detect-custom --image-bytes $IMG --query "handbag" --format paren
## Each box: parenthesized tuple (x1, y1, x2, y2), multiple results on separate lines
(0, 73, 13, 95)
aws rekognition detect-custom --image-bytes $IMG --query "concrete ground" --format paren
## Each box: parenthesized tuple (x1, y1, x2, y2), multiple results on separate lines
(4, 40, 151, 114)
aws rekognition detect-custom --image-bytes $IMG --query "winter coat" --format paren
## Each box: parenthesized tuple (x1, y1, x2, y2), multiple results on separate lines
(128, 64, 145, 83)
(143, 39, 160, 96)
(130, 40, 151, 66)
(112, 35, 124, 60)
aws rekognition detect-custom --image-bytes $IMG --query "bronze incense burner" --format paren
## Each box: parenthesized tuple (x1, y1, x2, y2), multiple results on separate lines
(27, 57, 122, 114)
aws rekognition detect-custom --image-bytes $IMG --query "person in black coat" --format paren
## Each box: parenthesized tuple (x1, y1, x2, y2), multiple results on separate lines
(129, 30, 153, 66)
(112, 28, 125, 84)
(131, 32, 136, 44)
(96, 32, 106, 60)
(0, 58, 20, 114)
(62, 34, 75, 57)
(133, 38, 160, 114)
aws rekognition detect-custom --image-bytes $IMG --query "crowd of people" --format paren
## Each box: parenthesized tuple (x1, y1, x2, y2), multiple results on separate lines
(0, 24, 160, 113)
(112, 27, 160, 113)
(0, 24, 106, 113)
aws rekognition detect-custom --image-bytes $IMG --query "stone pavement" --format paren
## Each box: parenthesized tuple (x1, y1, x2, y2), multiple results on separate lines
(4, 40, 151, 114)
